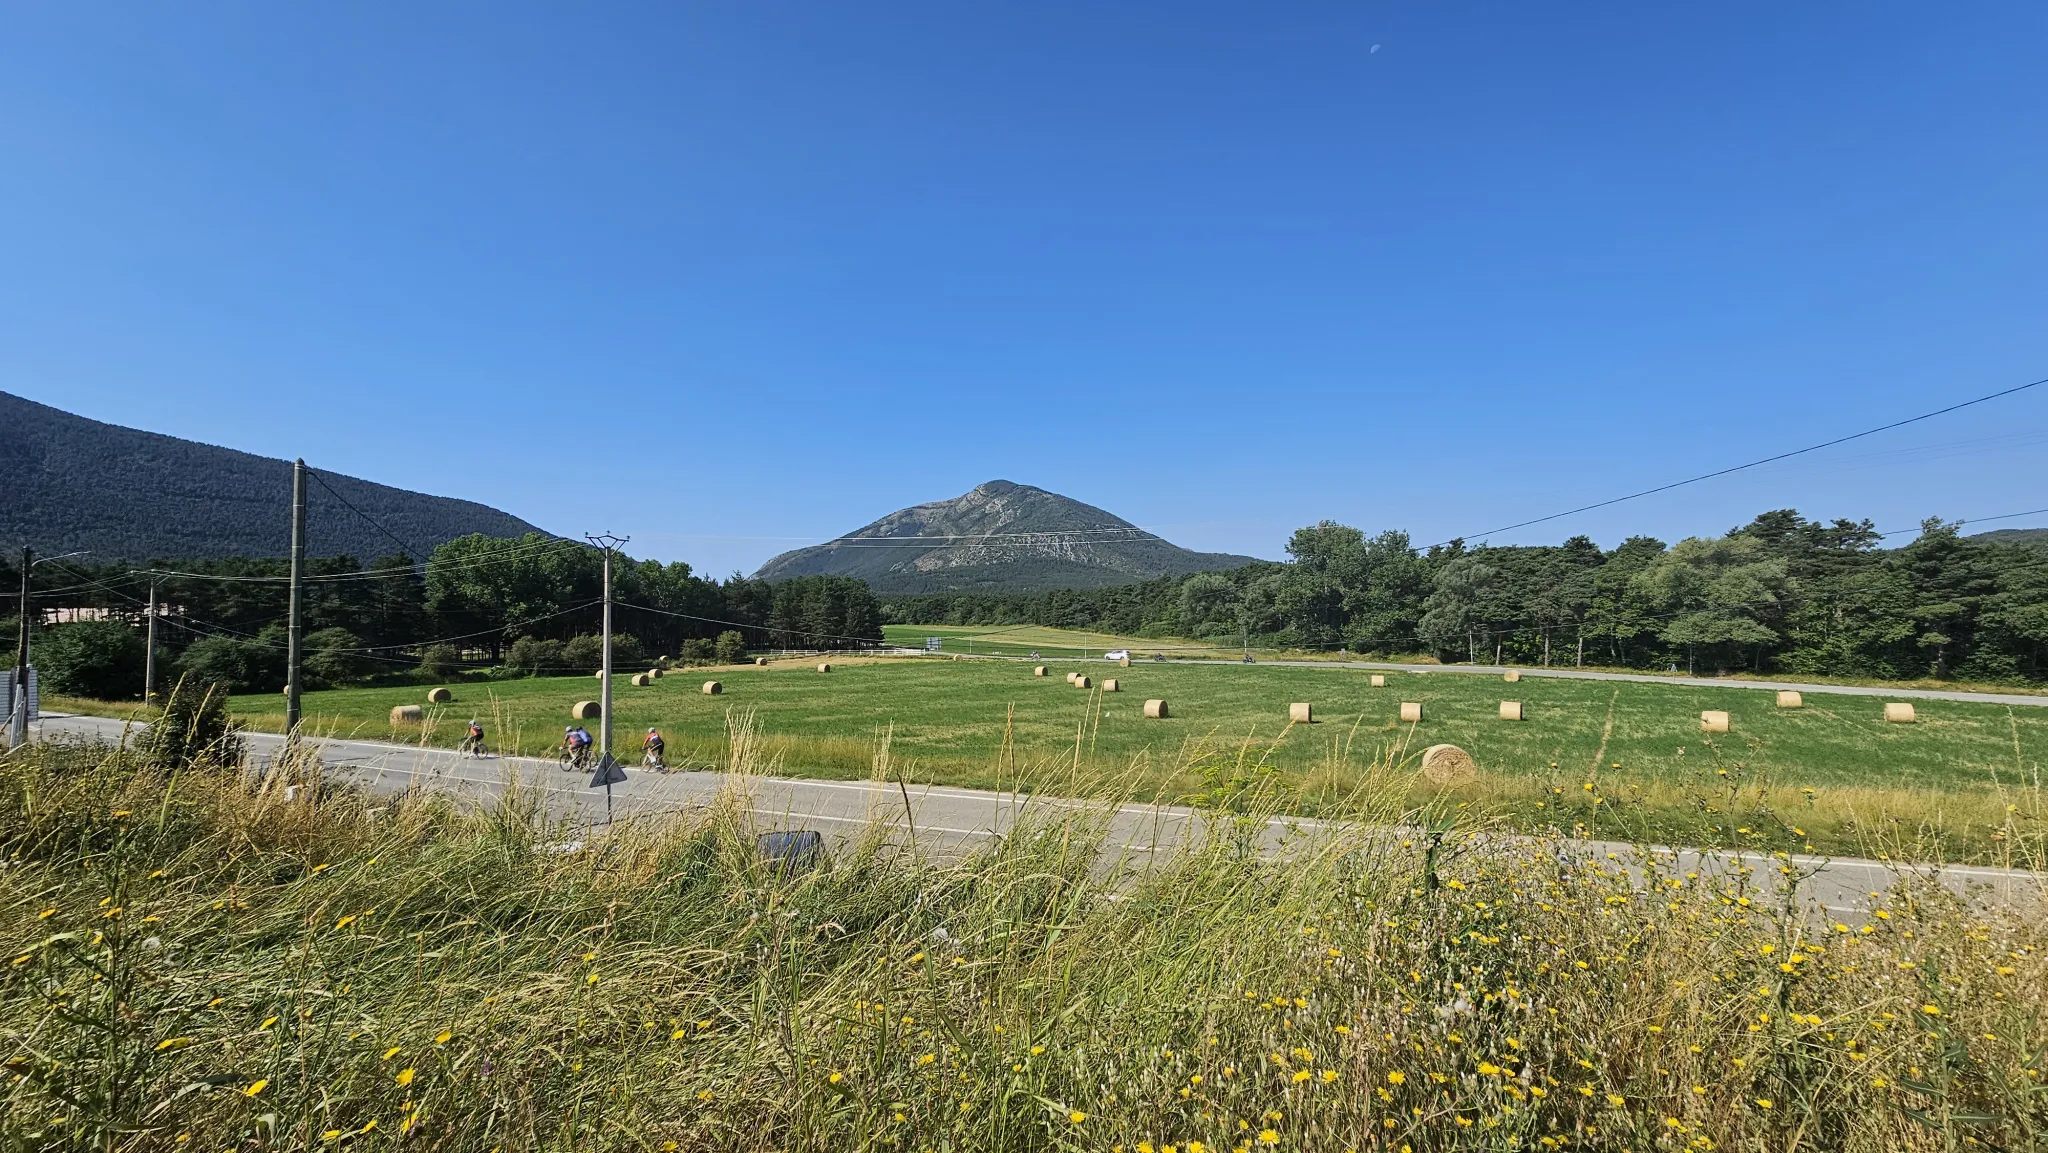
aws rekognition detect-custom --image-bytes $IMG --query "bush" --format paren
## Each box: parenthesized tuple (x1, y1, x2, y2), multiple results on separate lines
(713, 630, 747, 664)
(416, 644, 461, 679)
(505, 636, 567, 677)
(174, 635, 282, 694)
(137, 675, 244, 770)
(561, 633, 649, 674)
(561, 634, 603, 673)
(33, 620, 146, 700)
(679, 637, 715, 663)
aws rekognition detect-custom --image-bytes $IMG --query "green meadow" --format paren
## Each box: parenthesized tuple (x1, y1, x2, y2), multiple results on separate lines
(200, 656, 2048, 864)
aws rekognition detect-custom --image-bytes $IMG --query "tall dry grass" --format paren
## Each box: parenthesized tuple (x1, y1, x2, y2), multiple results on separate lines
(1, 721, 2043, 1151)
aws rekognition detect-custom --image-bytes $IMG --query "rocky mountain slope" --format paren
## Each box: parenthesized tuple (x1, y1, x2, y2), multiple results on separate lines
(754, 480, 1259, 593)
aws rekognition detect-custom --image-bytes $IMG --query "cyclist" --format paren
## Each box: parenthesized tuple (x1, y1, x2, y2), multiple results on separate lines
(561, 725, 593, 771)
(460, 719, 486, 758)
(642, 726, 667, 771)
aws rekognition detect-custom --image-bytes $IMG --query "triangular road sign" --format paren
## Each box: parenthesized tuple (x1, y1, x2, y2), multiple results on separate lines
(588, 755, 628, 788)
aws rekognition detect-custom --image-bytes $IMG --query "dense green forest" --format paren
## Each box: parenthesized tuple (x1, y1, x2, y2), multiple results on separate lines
(1, 390, 542, 561)
(882, 510, 2048, 682)
(4, 533, 882, 699)
(13, 510, 2048, 701)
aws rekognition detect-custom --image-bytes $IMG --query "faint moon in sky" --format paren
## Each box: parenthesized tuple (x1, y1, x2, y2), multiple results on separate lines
(1370, 43, 1381, 53)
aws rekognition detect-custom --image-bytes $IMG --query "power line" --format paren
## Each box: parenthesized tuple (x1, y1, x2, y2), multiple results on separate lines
(1451, 374, 2048, 545)
(305, 466, 437, 562)
(613, 598, 887, 649)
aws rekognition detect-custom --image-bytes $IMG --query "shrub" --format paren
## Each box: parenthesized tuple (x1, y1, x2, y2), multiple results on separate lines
(561, 633, 649, 673)
(416, 643, 461, 679)
(713, 630, 747, 664)
(32, 620, 146, 700)
(174, 635, 281, 694)
(136, 675, 244, 771)
(679, 637, 715, 663)
(561, 634, 603, 673)
(505, 636, 567, 676)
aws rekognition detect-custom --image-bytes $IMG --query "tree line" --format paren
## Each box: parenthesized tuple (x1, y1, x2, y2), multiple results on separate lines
(882, 510, 2048, 682)
(5, 533, 883, 698)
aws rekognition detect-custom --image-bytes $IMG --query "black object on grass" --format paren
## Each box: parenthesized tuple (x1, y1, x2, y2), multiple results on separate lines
(758, 830, 825, 876)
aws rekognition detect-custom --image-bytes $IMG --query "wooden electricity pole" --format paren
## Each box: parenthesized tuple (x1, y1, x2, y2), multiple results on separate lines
(143, 580, 159, 704)
(285, 459, 307, 735)
(8, 547, 28, 749)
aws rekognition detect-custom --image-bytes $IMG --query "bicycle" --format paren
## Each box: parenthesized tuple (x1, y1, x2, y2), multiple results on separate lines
(559, 745, 590, 773)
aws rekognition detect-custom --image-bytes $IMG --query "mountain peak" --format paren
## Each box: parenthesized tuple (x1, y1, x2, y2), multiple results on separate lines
(754, 483, 1256, 594)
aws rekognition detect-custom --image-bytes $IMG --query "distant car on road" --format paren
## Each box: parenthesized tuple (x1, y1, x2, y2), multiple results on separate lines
(1104, 649, 1130, 662)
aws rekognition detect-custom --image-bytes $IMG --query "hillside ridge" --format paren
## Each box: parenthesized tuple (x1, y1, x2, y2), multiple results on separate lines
(0, 391, 547, 560)
(754, 480, 1259, 593)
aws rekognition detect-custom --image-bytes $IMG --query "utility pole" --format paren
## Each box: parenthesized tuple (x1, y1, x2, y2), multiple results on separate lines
(285, 459, 307, 735)
(8, 548, 85, 748)
(586, 532, 630, 823)
(143, 580, 159, 704)
(9, 547, 28, 749)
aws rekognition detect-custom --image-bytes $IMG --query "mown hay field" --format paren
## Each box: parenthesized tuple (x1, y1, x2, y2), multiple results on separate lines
(2, 735, 2043, 1151)
(196, 658, 2048, 864)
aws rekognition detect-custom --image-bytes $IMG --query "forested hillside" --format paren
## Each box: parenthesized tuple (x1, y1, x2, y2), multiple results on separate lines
(0, 391, 543, 559)
(885, 510, 2048, 682)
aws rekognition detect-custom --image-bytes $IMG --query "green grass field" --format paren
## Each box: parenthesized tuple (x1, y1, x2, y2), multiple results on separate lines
(11, 738, 2042, 1150)
(179, 655, 2047, 864)
(881, 623, 1261, 659)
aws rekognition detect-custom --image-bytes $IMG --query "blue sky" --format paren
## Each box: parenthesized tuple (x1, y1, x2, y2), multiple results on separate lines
(5, 3, 2045, 574)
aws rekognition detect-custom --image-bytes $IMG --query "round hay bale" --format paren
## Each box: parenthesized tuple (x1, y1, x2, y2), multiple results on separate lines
(1074, 675, 1092, 689)
(1503, 670, 1521, 683)
(571, 700, 602, 721)
(630, 673, 654, 687)
(1420, 743, 1477, 785)
(426, 687, 454, 703)
(1033, 665, 1047, 676)
(389, 704, 423, 724)
(817, 663, 832, 673)
(1499, 700, 1522, 721)
(1119, 657, 1131, 667)
(1398, 701, 1422, 724)
(702, 680, 722, 695)
(1369, 674, 1386, 688)
(1776, 690, 1804, 709)
(1700, 710, 1730, 734)
(1884, 702, 1916, 724)
(1143, 699, 1169, 719)
(649, 668, 664, 679)
(1102, 679, 1119, 692)
(595, 671, 605, 679)
(1289, 702, 1313, 723)
(755, 656, 769, 666)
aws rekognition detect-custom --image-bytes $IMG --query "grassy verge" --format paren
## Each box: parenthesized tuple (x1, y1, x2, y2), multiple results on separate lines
(3, 730, 2044, 1150)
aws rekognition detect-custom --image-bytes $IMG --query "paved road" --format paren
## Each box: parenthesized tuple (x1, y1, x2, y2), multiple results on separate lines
(1018, 655, 2048, 708)
(28, 713, 2041, 918)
